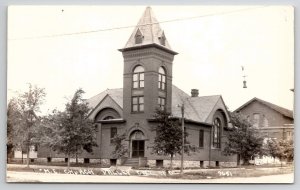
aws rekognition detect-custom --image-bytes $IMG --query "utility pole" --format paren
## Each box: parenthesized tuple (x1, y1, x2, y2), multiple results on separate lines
(180, 103, 185, 175)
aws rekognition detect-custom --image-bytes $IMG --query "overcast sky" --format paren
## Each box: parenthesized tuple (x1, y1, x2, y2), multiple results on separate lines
(7, 5, 294, 115)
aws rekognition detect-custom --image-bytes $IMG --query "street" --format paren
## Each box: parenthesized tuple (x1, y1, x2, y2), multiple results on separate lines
(6, 171, 294, 183)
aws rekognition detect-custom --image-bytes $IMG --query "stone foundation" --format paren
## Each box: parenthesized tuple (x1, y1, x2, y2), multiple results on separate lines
(17, 156, 237, 168)
(208, 161, 216, 167)
(34, 157, 110, 166)
(90, 159, 102, 164)
(220, 161, 237, 167)
(139, 157, 147, 167)
(36, 158, 48, 163)
(101, 159, 110, 167)
(51, 158, 65, 162)
(147, 160, 206, 168)
(69, 158, 84, 163)
(145, 160, 236, 168)
(147, 160, 156, 167)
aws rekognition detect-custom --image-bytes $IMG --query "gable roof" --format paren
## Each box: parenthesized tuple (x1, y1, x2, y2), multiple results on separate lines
(235, 97, 293, 119)
(86, 88, 123, 110)
(171, 85, 221, 122)
(87, 85, 223, 123)
(120, 6, 176, 54)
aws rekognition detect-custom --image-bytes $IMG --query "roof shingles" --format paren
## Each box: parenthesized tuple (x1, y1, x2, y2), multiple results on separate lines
(122, 7, 173, 51)
(87, 85, 221, 123)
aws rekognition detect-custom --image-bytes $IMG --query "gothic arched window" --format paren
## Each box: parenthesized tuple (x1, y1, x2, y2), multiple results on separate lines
(213, 118, 221, 148)
(158, 67, 166, 90)
(133, 65, 144, 89)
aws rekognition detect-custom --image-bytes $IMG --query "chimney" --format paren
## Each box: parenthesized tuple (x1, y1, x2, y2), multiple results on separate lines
(191, 89, 199, 97)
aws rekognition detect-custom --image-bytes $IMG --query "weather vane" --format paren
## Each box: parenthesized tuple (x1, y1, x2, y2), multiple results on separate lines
(242, 66, 247, 88)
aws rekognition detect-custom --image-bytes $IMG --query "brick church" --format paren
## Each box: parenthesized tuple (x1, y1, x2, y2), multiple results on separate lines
(82, 7, 237, 168)
(39, 7, 237, 168)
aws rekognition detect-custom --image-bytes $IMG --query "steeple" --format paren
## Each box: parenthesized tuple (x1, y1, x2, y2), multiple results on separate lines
(119, 6, 177, 55)
(120, 7, 177, 120)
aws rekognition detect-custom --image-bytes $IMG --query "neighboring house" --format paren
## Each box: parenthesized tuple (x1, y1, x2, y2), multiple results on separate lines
(13, 146, 38, 163)
(234, 97, 294, 141)
(38, 7, 237, 168)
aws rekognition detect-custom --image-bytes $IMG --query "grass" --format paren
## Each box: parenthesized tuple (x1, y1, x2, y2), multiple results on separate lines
(176, 167, 294, 180)
(7, 163, 294, 180)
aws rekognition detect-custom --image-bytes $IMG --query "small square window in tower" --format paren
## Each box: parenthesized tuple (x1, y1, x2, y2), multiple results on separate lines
(135, 29, 143, 44)
(132, 96, 144, 112)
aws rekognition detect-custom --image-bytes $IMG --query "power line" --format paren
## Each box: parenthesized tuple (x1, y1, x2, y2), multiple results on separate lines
(9, 6, 268, 41)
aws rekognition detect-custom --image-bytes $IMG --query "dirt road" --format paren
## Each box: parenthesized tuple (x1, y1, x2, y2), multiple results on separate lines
(6, 171, 294, 183)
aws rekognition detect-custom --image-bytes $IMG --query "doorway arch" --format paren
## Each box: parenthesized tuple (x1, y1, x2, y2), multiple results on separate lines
(129, 130, 145, 158)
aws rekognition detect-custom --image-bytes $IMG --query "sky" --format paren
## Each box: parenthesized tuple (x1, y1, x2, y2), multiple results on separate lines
(7, 5, 294, 115)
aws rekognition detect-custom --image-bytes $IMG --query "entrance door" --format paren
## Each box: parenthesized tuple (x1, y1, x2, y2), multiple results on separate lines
(132, 140, 144, 158)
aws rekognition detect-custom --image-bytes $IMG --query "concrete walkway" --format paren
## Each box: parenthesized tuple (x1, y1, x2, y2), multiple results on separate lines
(6, 171, 294, 183)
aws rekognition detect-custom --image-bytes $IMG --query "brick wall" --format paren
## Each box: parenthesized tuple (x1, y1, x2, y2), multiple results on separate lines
(238, 101, 293, 127)
(122, 47, 175, 120)
(237, 100, 294, 140)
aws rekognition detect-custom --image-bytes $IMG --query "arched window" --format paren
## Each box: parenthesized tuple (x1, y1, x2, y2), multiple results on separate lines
(133, 66, 144, 89)
(130, 130, 145, 140)
(213, 118, 221, 148)
(94, 108, 121, 122)
(262, 114, 269, 127)
(253, 113, 260, 128)
(103, 116, 114, 120)
(158, 67, 166, 90)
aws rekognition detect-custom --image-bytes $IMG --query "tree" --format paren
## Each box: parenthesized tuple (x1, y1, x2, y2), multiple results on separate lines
(111, 133, 128, 168)
(37, 110, 65, 159)
(280, 140, 294, 162)
(265, 139, 294, 165)
(7, 84, 46, 167)
(47, 89, 97, 169)
(152, 109, 192, 170)
(224, 112, 264, 165)
(264, 138, 280, 163)
(7, 98, 21, 162)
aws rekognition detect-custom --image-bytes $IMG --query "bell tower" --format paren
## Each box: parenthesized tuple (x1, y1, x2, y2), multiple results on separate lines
(119, 7, 178, 120)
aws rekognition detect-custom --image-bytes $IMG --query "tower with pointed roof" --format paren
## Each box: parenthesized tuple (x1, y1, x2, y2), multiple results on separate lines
(37, 7, 238, 168)
(119, 7, 178, 120)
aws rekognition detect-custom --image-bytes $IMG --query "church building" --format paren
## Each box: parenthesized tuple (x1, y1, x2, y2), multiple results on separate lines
(83, 7, 237, 168)
(36, 7, 237, 168)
